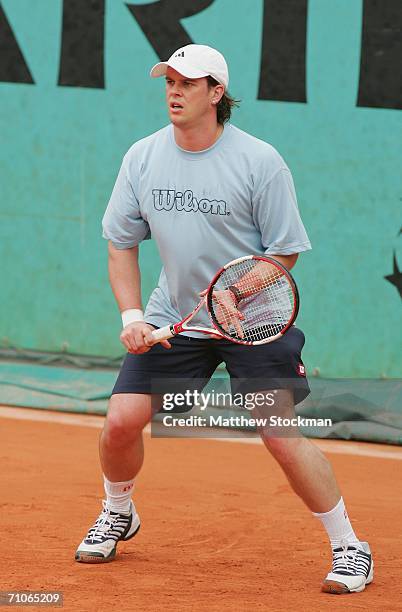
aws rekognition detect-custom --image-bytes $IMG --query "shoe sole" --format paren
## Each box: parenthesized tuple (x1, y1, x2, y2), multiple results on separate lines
(322, 559, 374, 594)
(75, 523, 141, 564)
(321, 575, 373, 594)
(322, 580, 355, 594)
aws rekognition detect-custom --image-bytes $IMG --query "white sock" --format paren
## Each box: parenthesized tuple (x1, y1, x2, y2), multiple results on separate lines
(313, 497, 362, 550)
(103, 476, 134, 514)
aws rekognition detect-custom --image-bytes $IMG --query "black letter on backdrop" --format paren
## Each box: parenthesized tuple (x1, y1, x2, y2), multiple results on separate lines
(357, 0, 402, 109)
(126, 0, 214, 59)
(0, 5, 34, 84)
(258, 0, 307, 102)
(58, 0, 105, 88)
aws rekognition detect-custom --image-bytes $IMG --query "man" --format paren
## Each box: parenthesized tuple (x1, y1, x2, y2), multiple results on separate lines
(75, 44, 373, 594)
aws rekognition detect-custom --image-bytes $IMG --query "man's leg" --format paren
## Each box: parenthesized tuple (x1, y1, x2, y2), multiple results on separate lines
(258, 389, 373, 594)
(100, 392, 154, 481)
(258, 390, 340, 512)
(75, 335, 220, 564)
(75, 393, 155, 563)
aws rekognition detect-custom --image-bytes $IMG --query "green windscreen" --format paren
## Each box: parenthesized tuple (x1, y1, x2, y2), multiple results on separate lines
(0, 0, 401, 379)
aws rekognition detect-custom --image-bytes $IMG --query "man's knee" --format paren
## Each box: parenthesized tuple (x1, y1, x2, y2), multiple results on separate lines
(103, 395, 152, 447)
(261, 433, 304, 465)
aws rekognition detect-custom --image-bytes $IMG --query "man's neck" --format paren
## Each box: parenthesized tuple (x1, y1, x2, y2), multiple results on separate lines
(173, 121, 224, 152)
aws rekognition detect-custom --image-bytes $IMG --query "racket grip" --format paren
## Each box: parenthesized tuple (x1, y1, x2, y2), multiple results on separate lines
(151, 325, 175, 343)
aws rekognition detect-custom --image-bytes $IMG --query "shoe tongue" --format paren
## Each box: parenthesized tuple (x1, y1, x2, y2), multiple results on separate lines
(333, 545, 357, 553)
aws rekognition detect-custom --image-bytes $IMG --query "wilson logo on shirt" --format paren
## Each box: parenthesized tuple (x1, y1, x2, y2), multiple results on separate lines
(152, 189, 229, 216)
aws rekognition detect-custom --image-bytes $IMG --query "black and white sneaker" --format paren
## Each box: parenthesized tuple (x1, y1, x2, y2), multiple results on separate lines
(322, 540, 373, 594)
(75, 500, 140, 563)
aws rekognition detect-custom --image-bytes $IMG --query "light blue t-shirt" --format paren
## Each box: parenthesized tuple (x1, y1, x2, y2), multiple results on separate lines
(102, 123, 311, 334)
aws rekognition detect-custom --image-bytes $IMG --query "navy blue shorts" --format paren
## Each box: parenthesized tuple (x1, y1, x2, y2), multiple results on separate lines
(112, 326, 310, 406)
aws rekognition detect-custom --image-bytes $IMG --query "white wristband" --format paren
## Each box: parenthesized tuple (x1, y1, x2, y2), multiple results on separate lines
(121, 309, 144, 328)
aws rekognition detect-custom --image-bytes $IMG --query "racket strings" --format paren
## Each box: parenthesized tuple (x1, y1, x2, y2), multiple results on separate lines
(210, 259, 296, 343)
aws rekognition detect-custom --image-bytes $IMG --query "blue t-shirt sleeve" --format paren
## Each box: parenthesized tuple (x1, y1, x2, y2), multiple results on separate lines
(102, 155, 150, 249)
(252, 168, 311, 255)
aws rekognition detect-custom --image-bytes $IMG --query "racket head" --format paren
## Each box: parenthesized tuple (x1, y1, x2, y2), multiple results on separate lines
(206, 255, 299, 345)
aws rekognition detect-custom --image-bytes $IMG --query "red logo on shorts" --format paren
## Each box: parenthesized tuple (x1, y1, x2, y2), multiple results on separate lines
(297, 364, 306, 376)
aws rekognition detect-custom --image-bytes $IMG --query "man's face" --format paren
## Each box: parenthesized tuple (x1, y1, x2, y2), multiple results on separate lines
(165, 66, 216, 128)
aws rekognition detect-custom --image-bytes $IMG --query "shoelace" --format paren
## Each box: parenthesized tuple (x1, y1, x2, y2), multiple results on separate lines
(86, 502, 128, 543)
(332, 540, 369, 576)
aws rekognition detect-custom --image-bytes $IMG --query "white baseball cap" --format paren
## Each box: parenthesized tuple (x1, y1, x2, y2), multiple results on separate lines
(150, 44, 229, 90)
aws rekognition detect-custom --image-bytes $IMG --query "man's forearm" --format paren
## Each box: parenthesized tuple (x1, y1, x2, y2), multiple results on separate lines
(108, 242, 142, 312)
(228, 253, 299, 300)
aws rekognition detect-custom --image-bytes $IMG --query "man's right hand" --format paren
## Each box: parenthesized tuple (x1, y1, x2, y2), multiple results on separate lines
(120, 322, 171, 354)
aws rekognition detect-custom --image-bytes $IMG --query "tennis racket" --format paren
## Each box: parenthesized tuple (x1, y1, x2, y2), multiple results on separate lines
(151, 255, 299, 346)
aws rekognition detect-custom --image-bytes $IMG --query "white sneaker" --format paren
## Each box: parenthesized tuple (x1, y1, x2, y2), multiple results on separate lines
(322, 541, 373, 594)
(75, 500, 140, 563)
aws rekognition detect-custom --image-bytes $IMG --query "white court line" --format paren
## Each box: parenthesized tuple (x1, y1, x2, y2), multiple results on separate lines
(0, 405, 105, 428)
(1, 405, 402, 461)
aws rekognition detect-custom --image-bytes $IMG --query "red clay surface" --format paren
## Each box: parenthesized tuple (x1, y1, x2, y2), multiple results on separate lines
(1, 410, 402, 612)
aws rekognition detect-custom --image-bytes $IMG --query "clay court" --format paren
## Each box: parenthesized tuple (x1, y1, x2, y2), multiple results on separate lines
(2, 406, 402, 612)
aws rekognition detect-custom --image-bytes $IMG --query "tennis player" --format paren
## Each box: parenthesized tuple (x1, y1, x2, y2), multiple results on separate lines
(75, 44, 373, 594)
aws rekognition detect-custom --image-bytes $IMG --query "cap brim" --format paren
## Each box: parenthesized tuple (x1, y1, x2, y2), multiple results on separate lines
(150, 62, 169, 78)
(150, 59, 209, 80)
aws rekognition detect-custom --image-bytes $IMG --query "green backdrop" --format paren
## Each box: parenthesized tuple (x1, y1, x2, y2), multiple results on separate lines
(1, 0, 401, 377)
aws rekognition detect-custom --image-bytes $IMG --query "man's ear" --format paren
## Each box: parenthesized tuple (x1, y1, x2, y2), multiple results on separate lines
(211, 84, 224, 105)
